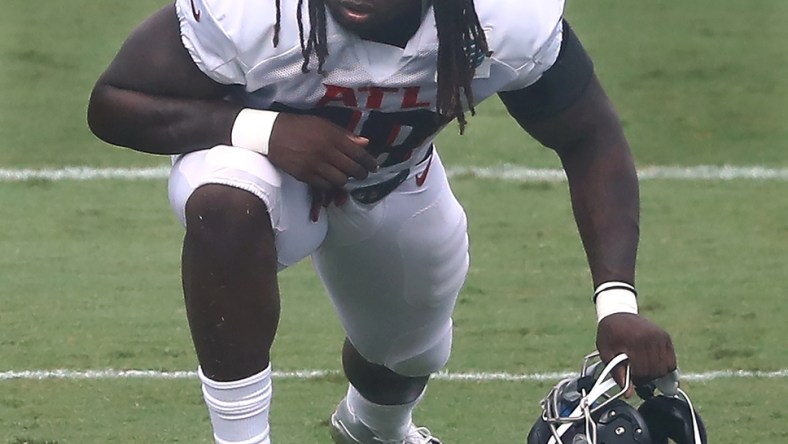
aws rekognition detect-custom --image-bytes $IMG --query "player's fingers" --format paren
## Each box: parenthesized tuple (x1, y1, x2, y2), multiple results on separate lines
(349, 135, 369, 146)
(631, 339, 676, 386)
(322, 189, 333, 208)
(613, 365, 634, 398)
(316, 164, 350, 188)
(662, 335, 678, 372)
(309, 189, 324, 222)
(357, 152, 379, 173)
(332, 190, 349, 207)
(336, 136, 379, 174)
(629, 343, 656, 386)
(307, 176, 333, 191)
(326, 150, 373, 181)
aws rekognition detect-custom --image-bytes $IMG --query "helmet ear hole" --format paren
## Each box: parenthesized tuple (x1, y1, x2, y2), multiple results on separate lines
(594, 399, 652, 444)
(638, 396, 707, 444)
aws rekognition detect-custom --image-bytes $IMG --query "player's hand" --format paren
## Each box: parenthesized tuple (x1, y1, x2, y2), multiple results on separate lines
(309, 187, 349, 222)
(596, 313, 677, 397)
(268, 113, 379, 189)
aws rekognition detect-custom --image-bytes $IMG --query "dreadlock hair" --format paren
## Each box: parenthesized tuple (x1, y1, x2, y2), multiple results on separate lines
(272, 0, 491, 133)
(432, 0, 490, 133)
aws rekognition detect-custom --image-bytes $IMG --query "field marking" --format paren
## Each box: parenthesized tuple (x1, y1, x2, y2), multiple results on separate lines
(1, 165, 787, 182)
(2, 164, 784, 384)
(1, 368, 786, 382)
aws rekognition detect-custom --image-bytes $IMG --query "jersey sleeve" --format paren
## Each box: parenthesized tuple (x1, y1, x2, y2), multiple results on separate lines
(498, 18, 564, 92)
(498, 20, 595, 122)
(475, 0, 565, 92)
(174, 0, 247, 85)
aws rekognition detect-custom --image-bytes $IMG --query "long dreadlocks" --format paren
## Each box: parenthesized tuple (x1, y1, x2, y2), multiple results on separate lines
(273, 0, 490, 133)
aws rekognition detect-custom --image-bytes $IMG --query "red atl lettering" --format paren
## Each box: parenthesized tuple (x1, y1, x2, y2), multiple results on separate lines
(401, 87, 431, 109)
(358, 87, 399, 109)
(318, 85, 358, 107)
(318, 85, 432, 110)
(385, 125, 402, 146)
(346, 110, 363, 132)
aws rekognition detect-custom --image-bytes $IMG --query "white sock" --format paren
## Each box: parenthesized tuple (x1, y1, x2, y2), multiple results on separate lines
(199, 365, 273, 444)
(345, 384, 424, 440)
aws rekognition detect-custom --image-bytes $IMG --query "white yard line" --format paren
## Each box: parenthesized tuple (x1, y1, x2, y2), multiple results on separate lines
(1, 368, 785, 382)
(1, 165, 787, 182)
(0, 166, 171, 181)
(2, 165, 784, 384)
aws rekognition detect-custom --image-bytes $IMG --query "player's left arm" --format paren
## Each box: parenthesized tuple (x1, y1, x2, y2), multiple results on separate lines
(501, 21, 637, 288)
(499, 22, 676, 391)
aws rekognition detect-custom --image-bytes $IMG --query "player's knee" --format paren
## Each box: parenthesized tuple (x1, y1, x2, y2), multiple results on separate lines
(386, 327, 453, 377)
(185, 183, 273, 248)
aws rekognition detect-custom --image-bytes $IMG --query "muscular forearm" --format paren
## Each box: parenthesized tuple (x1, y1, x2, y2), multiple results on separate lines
(516, 74, 641, 288)
(558, 135, 640, 287)
(87, 83, 242, 155)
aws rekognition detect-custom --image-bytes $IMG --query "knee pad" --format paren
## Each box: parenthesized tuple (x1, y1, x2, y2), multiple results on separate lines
(168, 145, 327, 269)
(169, 145, 282, 228)
(383, 320, 453, 377)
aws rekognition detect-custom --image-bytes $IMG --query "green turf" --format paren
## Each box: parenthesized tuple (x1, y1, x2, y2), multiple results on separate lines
(416, 0, 788, 168)
(1, 378, 786, 443)
(1, 0, 787, 442)
(0, 0, 168, 168)
(2, 179, 785, 373)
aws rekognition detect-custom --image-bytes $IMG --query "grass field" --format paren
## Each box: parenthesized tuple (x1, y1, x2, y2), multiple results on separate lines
(1, 0, 787, 443)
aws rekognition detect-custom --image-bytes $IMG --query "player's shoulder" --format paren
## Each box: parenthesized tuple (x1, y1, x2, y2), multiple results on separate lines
(475, 0, 565, 63)
(177, 0, 303, 57)
(179, 0, 277, 32)
(475, 0, 565, 33)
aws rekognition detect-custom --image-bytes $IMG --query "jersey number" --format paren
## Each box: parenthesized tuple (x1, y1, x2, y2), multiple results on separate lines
(271, 103, 449, 168)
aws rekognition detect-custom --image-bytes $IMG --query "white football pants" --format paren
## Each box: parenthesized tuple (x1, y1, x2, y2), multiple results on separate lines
(168, 145, 469, 376)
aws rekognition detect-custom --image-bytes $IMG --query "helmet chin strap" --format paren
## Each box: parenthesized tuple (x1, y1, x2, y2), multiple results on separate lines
(676, 387, 703, 444)
(540, 353, 705, 444)
(648, 370, 703, 443)
(547, 354, 629, 444)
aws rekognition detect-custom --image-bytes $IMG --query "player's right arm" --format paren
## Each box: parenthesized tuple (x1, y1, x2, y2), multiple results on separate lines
(87, 4, 240, 154)
(87, 4, 377, 188)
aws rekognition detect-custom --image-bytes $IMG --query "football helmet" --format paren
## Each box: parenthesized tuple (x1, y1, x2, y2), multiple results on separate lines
(526, 352, 707, 444)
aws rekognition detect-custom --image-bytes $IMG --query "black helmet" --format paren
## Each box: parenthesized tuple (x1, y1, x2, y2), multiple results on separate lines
(526, 352, 707, 444)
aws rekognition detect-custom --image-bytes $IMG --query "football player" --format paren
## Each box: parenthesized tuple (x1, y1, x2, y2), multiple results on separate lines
(87, 0, 678, 443)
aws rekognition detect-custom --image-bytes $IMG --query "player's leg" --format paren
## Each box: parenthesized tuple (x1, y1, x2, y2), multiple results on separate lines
(341, 338, 429, 405)
(182, 182, 279, 379)
(314, 152, 469, 442)
(169, 145, 328, 443)
(183, 183, 279, 444)
(332, 338, 436, 443)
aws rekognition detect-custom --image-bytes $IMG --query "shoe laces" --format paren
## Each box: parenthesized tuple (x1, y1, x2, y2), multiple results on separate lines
(372, 426, 442, 444)
(411, 427, 442, 444)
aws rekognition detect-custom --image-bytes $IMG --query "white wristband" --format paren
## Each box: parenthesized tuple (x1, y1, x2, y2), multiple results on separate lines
(231, 108, 279, 155)
(594, 281, 638, 323)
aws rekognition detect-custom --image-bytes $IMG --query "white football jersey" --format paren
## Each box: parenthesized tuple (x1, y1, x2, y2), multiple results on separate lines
(176, 0, 565, 187)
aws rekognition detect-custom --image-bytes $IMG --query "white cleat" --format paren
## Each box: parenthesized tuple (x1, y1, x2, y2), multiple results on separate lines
(329, 398, 443, 444)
